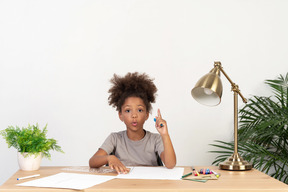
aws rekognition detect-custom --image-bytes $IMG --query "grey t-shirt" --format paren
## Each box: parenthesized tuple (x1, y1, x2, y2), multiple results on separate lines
(100, 130, 164, 166)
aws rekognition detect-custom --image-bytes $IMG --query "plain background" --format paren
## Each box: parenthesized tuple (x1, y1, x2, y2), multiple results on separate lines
(1, 0, 288, 185)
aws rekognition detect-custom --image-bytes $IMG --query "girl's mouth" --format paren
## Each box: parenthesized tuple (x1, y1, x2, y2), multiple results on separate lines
(132, 122, 137, 126)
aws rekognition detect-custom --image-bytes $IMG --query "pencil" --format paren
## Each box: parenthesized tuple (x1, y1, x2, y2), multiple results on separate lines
(17, 174, 40, 180)
(181, 172, 193, 179)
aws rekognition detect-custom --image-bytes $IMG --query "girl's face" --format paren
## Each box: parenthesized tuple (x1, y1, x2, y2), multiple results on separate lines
(118, 97, 149, 132)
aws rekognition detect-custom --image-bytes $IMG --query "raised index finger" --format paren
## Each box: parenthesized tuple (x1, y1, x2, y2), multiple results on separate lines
(157, 109, 162, 118)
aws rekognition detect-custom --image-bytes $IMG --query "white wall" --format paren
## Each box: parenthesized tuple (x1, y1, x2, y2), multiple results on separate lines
(1, 0, 288, 185)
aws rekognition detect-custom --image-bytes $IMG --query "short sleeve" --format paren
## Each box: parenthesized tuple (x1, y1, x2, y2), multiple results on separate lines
(99, 133, 116, 155)
(154, 134, 164, 156)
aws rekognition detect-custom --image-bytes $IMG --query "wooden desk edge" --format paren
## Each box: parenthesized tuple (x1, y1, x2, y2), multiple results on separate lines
(1, 166, 288, 192)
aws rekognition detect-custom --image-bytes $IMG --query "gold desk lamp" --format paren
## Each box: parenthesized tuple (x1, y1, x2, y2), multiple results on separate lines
(191, 61, 253, 171)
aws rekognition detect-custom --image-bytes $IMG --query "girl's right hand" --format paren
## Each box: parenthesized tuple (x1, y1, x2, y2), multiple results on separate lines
(107, 155, 130, 174)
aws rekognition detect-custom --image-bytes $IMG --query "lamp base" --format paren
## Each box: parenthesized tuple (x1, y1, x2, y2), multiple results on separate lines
(219, 153, 253, 171)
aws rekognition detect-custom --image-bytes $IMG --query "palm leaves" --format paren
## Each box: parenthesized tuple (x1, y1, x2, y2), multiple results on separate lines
(210, 73, 288, 183)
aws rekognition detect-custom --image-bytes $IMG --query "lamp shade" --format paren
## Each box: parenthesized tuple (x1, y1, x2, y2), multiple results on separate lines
(191, 67, 223, 106)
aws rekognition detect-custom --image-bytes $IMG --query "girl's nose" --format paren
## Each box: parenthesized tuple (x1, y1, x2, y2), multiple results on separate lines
(132, 113, 137, 118)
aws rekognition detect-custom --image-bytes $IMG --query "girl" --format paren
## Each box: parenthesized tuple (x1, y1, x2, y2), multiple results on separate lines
(89, 72, 176, 173)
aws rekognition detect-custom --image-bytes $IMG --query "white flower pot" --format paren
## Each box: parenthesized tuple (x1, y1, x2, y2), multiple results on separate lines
(17, 152, 42, 171)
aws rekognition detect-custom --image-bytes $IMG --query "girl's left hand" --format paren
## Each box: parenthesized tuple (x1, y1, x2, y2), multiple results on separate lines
(155, 109, 168, 135)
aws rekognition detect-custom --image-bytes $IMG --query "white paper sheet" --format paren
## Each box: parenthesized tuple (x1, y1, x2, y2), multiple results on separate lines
(16, 172, 115, 190)
(116, 166, 184, 180)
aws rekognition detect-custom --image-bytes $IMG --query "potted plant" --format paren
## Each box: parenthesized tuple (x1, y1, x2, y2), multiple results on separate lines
(209, 73, 288, 183)
(0, 123, 64, 171)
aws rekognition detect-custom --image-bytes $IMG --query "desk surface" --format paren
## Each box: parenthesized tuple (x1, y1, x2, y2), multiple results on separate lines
(1, 166, 287, 192)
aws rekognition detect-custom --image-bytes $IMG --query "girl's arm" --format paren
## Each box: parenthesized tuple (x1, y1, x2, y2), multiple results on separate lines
(160, 134, 176, 169)
(89, 149, 129, 174)
(155, 109, 177, 169)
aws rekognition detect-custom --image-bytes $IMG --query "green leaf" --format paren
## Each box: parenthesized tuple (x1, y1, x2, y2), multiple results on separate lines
(0, 123, 64, 159)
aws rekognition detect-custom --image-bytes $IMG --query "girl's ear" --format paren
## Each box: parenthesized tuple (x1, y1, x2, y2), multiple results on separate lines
(118, 111, 124, 121)
(145, 112, 149, 120)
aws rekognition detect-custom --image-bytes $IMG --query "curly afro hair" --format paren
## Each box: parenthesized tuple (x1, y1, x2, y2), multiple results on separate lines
(108, 72, 157, 113)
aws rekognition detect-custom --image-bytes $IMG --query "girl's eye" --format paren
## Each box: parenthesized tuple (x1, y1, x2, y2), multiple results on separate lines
(138, 109, 143, 112)
(125, 109, 130, 113)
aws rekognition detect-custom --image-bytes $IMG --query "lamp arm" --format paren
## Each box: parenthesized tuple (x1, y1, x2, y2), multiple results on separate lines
(214, 62, 247, 103)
